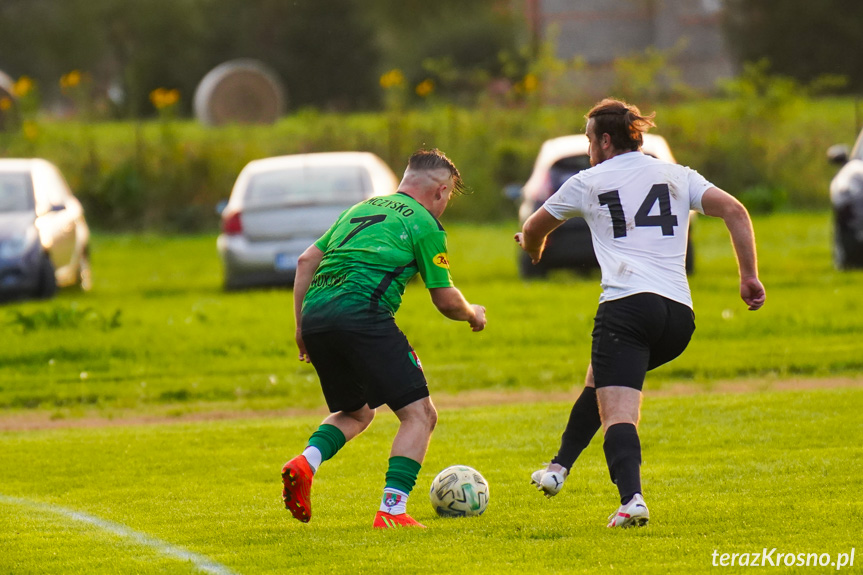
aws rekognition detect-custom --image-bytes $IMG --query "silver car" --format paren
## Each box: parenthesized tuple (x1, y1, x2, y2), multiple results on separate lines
(0, 158, 91, 300)
(217, 152, 399, 289)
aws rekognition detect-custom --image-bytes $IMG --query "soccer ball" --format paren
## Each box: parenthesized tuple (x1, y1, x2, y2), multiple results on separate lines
(429, 465, 489, 517)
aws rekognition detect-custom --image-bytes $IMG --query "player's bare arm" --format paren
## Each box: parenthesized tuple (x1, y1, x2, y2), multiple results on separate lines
(293, 244, 325, 362)
(515, 207, 564, 264)
(701, 187, 766, 311)
(429, 287, 487, 331)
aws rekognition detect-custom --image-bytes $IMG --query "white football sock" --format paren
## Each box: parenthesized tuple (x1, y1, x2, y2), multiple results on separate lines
(301, 446, 322, 474)
(379, 488, 409, 515)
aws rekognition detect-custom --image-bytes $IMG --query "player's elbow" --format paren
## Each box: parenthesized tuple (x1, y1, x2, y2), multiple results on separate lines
(297, 245, 323, 270)
(522, 208, 561, 246)
(722, 197, 750, 224)
(703, 187, 750, 222)
(430, 288, 465, 318)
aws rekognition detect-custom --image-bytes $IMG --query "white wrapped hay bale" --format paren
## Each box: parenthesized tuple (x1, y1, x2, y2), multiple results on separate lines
(194, 59, 286, 126)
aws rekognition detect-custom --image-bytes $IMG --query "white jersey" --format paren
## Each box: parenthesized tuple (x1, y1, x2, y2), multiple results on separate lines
(543, 151, 713, 308)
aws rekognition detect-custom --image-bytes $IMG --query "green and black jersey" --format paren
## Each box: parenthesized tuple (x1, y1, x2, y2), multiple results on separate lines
(301, 192, 453, 334)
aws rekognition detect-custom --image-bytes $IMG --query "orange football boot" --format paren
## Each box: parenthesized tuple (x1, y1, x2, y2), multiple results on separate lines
(373, 511, 426, 529)
(282, 455, 313, 523)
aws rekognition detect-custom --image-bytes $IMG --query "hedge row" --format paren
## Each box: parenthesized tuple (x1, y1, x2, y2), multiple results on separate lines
(0, 97, 857, 231)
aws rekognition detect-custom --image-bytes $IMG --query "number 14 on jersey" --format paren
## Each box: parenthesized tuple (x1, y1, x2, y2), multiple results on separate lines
(598, 184, 678, 239)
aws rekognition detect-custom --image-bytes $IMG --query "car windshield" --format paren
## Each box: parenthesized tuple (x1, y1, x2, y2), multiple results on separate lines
(0, 172, 35, 213)
(549, 155, 592, 191)
(245, 165, 370, 206)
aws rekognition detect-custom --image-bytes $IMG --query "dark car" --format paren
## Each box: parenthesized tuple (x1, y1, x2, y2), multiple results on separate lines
(514, 134, 695, 278)
(828, 127, 863, 269)
(0, 158, 91, 301)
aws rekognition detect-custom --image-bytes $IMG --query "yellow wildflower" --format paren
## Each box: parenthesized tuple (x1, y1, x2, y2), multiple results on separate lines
(0, 97, 12, 111)
(523, 73, 539, 93)
(379, 69, 405, 89)
(13, 76, 33, 97)
(163, 89, 180, 107)
(415, 79, 435, 98)
(149, 88, 180, 110)
(60, 70, 82, 90)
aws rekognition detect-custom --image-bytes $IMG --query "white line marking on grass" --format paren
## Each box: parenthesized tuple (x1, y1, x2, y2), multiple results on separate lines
(0, 493, 238, 575)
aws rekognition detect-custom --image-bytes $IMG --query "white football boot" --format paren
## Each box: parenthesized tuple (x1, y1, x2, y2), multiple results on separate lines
(530, 465, 567, 498)
(606, 493, 649, 528)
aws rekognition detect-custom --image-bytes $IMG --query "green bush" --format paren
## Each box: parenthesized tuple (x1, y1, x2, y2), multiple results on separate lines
(0, 94, 854, 230)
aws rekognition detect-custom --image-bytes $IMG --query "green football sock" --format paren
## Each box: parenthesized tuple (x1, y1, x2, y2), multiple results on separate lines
(306, 424, 346, 462)
(385, 456, 422, 495)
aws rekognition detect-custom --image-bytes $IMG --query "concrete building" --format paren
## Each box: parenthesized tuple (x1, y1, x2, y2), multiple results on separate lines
(523, 0, 735, 97)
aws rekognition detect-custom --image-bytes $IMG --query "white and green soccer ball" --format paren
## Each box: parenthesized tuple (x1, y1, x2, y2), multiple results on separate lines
(429, 465, 489, 517)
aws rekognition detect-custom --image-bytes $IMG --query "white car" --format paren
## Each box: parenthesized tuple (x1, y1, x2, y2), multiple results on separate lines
(514, 134, 695, 278)
(0, 158, 91, 300)
(217, 152, 399, 289)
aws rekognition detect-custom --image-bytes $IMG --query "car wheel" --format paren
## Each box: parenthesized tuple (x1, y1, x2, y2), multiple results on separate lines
(833, 220, 851, 270)
(223, 275, 240, 291)
(833, 239, 847, 271)
(77, 248, 93, 291)
(518, 251, 548, 279)
(36, 253, 57, 299)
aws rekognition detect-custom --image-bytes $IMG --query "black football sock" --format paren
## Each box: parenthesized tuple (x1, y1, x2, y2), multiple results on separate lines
(603, 422, 642, 505)
(551, 387, 601, 470)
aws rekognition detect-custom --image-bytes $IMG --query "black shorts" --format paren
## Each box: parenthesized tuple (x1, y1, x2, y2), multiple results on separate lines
(591, 292, 695, 391)
(302, 324, 429, 413)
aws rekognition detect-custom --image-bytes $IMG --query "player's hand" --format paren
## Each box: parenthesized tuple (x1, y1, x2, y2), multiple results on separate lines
(469, 304, 487, 332)
(740, 276, 766, 311)
(295, 328, 311, 363)
(513, 232, 543, 264)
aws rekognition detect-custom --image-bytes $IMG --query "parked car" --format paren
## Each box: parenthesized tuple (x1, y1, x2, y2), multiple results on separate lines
(0, 158, 91, 301)
(513, 133, 695, 278)
(217, 152, 399, 289)
(827, 126, 863, 269)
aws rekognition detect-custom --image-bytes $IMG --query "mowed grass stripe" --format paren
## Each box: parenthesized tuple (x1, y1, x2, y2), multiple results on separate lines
(1, 387, 860, 573)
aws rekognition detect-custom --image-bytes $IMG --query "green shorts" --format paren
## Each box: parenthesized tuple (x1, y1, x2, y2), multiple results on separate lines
(302, 324, 429, 412)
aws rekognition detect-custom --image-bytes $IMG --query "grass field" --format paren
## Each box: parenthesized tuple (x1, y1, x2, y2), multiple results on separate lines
(2, 211, 862, 573)
(1, 391, 861, 573)
(1, 211, 862, 421)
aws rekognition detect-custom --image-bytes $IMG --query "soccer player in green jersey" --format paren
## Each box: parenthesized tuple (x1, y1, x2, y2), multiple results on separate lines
(282, 149, 487, 528)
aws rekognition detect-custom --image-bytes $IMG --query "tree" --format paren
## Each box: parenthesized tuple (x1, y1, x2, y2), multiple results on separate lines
(203, 0, 381, 111)
(366, 0, 522, 103)
(723, 0, 863, 92)
(0, 0, 381, 117)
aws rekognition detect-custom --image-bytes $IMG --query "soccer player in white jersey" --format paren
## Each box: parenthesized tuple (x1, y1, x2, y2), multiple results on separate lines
(515, 98, 766, 528)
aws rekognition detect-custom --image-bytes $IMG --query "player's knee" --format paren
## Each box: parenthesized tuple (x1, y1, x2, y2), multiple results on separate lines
(601, 413, 638, 432)
(352, 407, 375, 429)
(365, 409, 377, 427)
(585, 365, 596, 388)
(425, 402, 438, 432)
